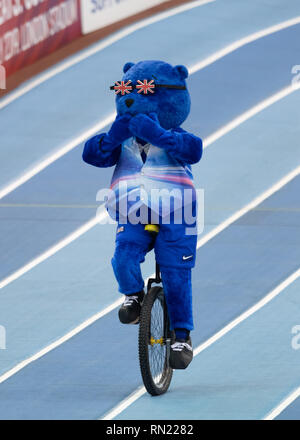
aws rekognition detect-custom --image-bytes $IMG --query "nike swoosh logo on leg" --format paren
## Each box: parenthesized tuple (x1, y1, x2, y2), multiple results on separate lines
(182, 255, 193, 260)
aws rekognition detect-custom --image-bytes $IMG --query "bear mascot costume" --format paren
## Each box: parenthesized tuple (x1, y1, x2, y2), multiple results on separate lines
(83, 60, 203, 369)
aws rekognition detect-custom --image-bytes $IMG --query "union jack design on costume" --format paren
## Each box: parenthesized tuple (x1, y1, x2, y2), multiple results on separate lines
(114, 80, 133, 95)
(136, 79, 155, 94)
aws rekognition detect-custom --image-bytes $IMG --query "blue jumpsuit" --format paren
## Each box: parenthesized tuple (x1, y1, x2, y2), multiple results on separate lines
(83, 131, 202, 331)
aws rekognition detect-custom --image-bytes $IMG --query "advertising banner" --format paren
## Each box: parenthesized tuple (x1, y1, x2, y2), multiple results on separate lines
(0, 0, 81, 77)
(80, 0, 168, 34)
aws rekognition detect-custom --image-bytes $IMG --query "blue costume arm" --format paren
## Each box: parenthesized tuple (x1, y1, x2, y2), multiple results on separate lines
(82, 114, 132, 168)
(129, 113, 203, 165)
(82, 133, 121, 168)
(163, 127, 203, 165)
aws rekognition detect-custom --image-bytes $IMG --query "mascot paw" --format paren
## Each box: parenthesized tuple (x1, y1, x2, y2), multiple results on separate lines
(129, 113, 164, 144)
(108, 113, 132, 144)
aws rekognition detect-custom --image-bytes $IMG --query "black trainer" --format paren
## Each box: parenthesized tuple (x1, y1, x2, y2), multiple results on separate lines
(169, 337, 193, 369)
(118, 290, 145, 324)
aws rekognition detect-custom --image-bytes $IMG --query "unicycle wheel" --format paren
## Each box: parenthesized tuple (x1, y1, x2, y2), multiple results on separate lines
(139, 286, 173, 396)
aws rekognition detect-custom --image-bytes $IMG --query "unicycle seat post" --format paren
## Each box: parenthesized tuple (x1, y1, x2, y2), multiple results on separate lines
(155, 262, 161, 283)
(145, 224, 161, 291)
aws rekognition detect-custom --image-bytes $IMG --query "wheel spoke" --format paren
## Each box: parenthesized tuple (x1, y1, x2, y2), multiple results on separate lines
(148, 297, 166, 384)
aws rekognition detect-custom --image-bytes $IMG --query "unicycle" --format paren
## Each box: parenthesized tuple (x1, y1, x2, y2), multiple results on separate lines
(138, 245, 174, 395)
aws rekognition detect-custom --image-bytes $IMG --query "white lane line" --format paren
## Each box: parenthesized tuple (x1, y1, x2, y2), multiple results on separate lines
(0, 12, 299, 201)
(196, 166, 300, 251)
(0, 297, 123, 386)
(0, 208, 108, 290)
(102, 266, 300, 420)
(0, 83, 299, 291)
(101, 386, 147, 421)
(1, 164, 300, 390)
(194, 267, 300, 358)
(0, 0, 213, 111)
(188, 15, 300, 75)
(264, 386, 300, 420)
(203, 83, 300, 148)
(0, 113, 115, 200)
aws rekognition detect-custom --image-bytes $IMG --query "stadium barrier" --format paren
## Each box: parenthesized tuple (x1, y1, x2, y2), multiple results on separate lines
(0, 0, 190, 89)
(80, 0, 169, 34)
(0, 0, 81, 77)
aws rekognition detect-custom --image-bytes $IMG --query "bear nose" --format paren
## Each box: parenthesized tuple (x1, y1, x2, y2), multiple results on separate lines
(125, 98, 134, 108)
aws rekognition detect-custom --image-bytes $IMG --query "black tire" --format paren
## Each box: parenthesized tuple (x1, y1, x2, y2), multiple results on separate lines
(139, 286, 173, 396)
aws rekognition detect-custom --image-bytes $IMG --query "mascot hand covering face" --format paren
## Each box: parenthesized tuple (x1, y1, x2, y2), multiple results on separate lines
(83, 60, 203, 369)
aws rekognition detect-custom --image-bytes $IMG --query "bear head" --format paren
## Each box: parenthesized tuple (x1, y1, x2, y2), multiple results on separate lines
(114, 60, 191, 130)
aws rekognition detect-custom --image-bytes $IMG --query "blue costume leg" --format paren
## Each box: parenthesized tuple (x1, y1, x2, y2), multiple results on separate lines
(111, 223, 153, 295)
(154, 206, 197, 333)
(160, 266, 193, 331)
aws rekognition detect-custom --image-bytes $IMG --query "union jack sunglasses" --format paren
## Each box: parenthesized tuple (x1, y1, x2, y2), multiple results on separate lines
(110, 79, 186, 95)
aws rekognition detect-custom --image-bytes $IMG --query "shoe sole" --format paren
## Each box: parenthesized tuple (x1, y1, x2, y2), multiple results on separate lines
(118, 314, 140, 325)
(169, 352, 193, 370)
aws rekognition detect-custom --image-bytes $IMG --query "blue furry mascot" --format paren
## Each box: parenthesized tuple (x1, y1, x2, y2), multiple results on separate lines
(83, 60, 203, 369)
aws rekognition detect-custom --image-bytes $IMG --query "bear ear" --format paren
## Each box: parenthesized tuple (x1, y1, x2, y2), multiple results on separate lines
(174, 65, 189, 80)
(123, 62, 135, 74)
